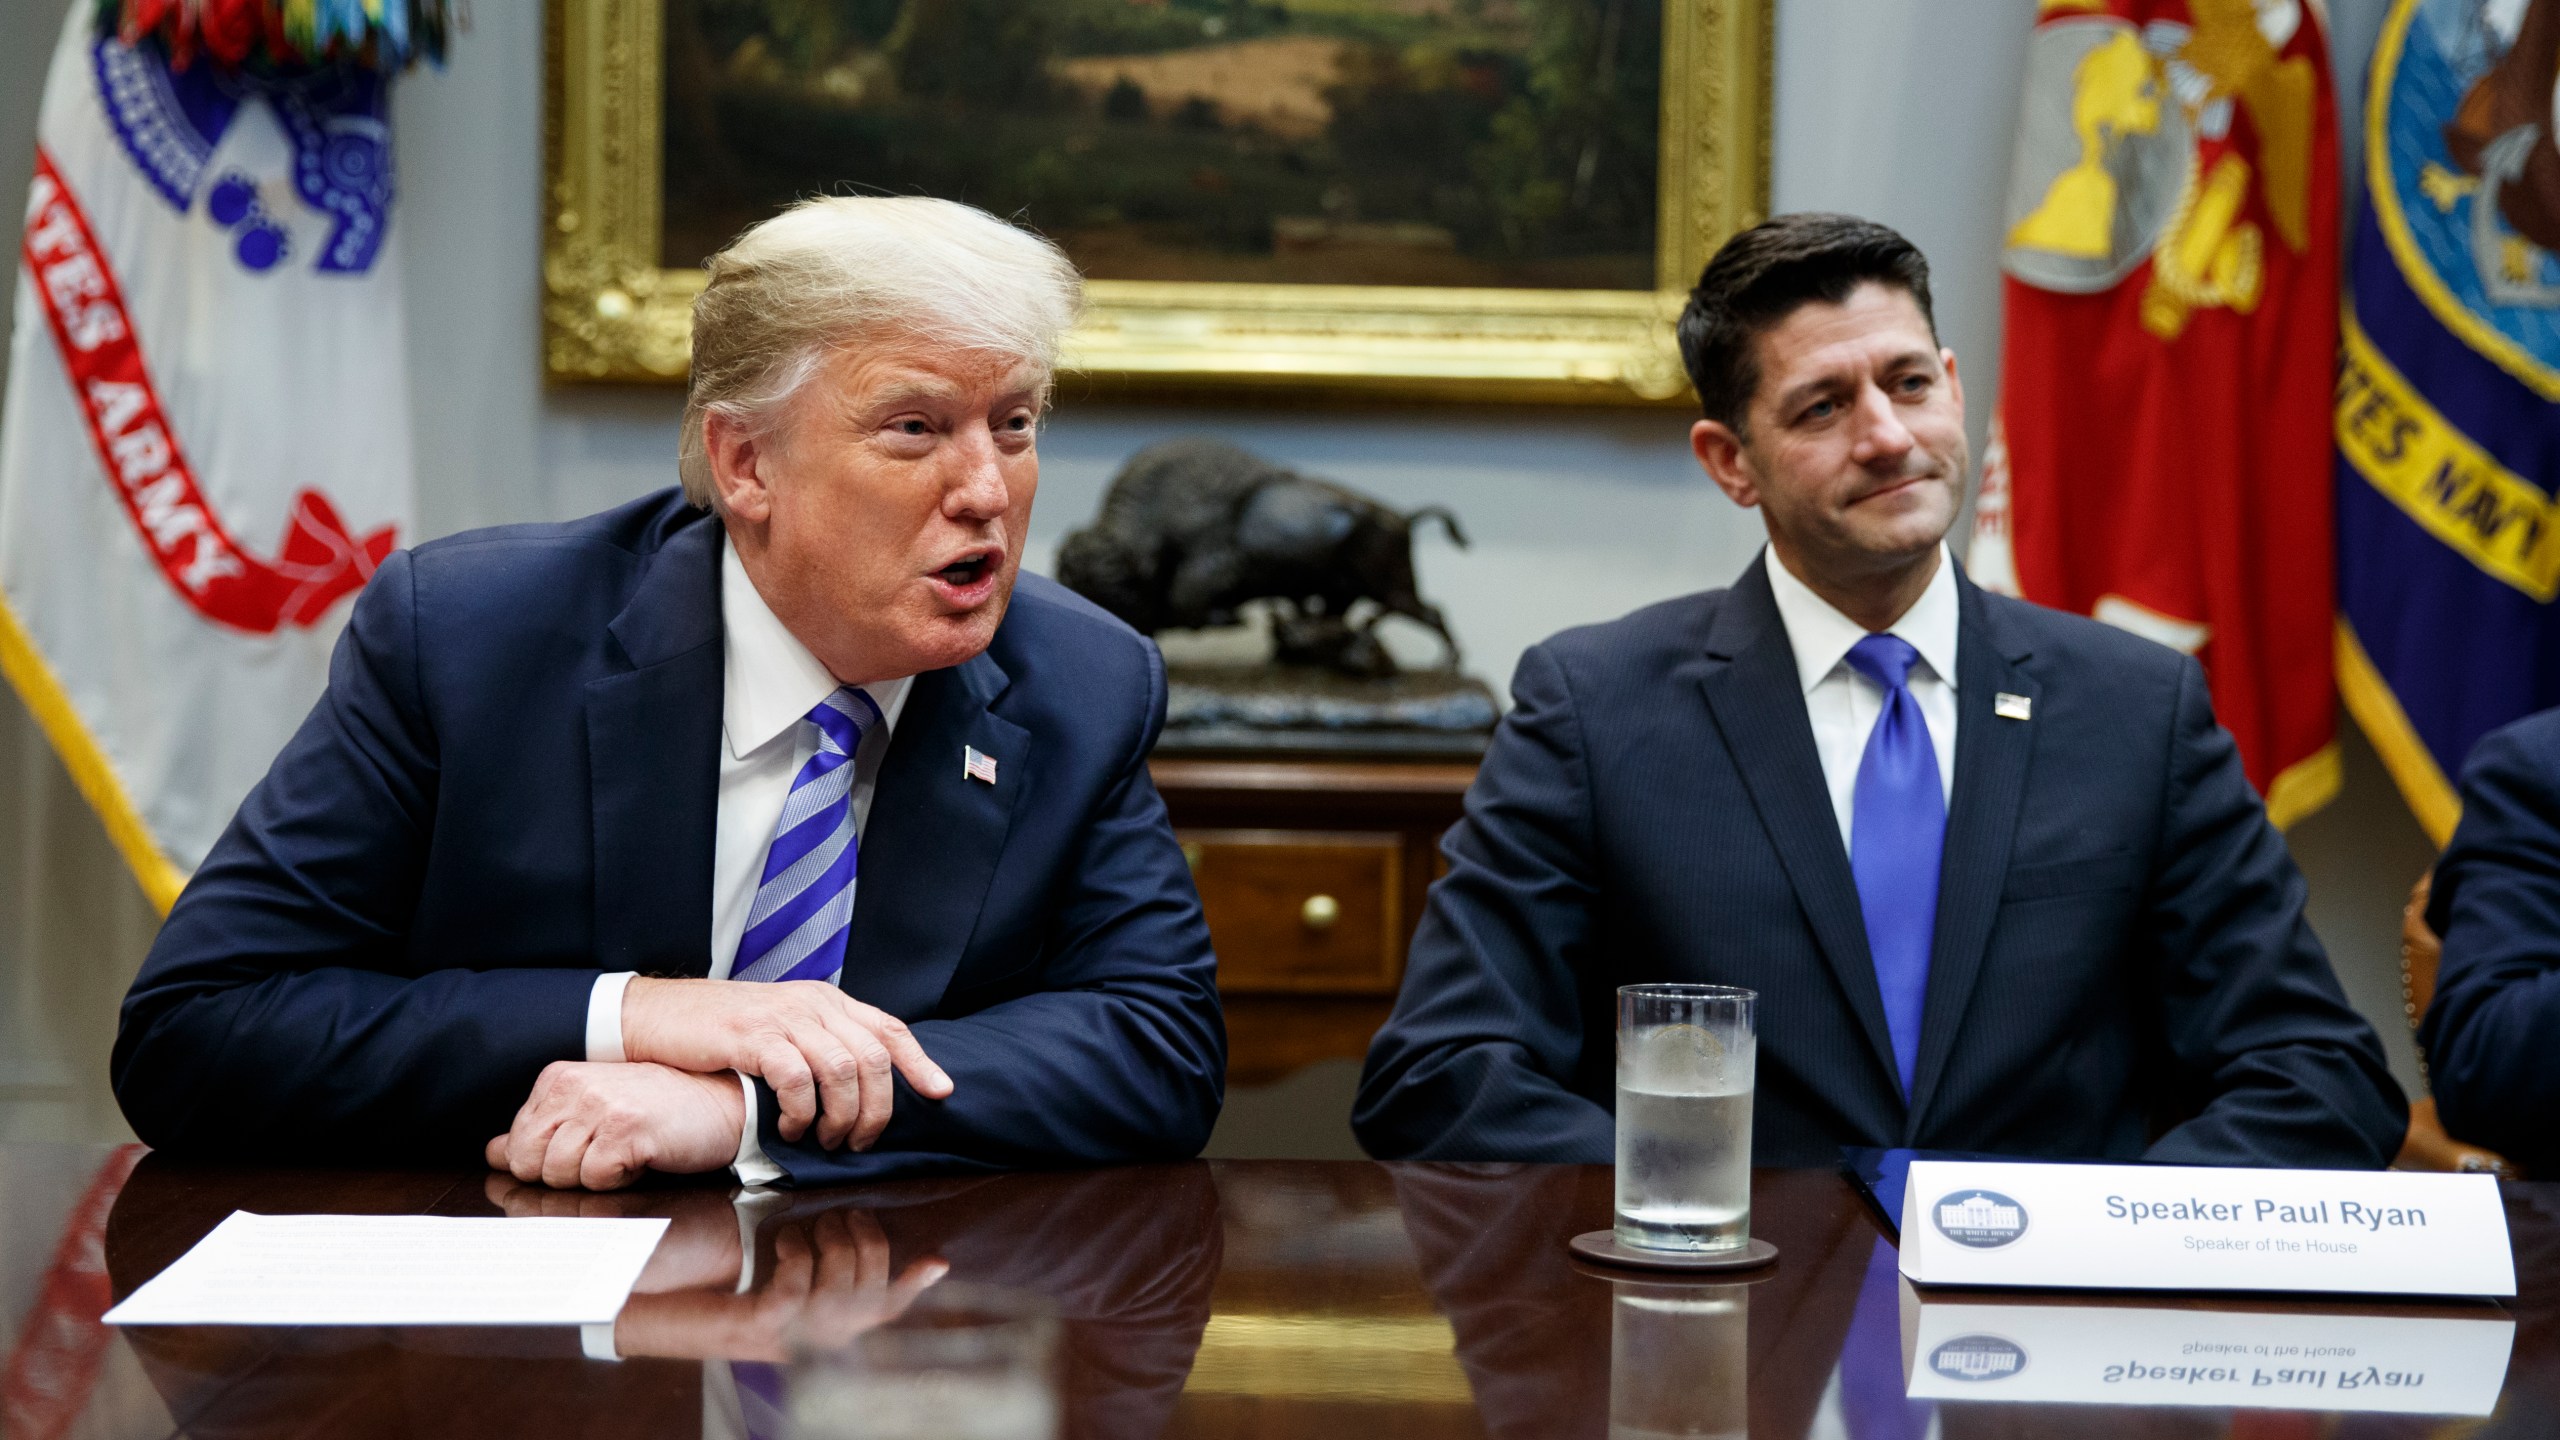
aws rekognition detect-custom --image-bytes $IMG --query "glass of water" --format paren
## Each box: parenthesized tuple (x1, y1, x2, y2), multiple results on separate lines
(1615, 984, 1756, 1253)
(789, 1283, 1060, 1440)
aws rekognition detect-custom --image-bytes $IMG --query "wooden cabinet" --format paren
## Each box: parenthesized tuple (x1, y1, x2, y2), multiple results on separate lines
(1150, 758, 1476, 1086)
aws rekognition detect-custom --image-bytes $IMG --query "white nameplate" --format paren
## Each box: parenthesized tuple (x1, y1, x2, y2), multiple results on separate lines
(1898, 1160, 2515, 1297)
(1901, 1295, 2515, 1415)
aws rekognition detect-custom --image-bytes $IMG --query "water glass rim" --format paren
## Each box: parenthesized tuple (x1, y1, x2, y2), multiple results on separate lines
(1618, 982, 1756, 1002)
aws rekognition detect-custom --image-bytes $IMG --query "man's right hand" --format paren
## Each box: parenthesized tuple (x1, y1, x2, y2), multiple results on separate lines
(622, 977, 954, 1150)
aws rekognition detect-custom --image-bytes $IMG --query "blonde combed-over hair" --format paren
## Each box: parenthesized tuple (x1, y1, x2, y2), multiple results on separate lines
(676, 196, 1086, 507)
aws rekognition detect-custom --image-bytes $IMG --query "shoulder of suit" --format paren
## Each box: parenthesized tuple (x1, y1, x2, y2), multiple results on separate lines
(2462, 705, 2560, 794)
(1534, 588, 1724, 674)
(1974, 587, 2192, 682)
(993, 571, 1157, 674)
(402, 487, 702, 577)
(371, 490, 707, 656)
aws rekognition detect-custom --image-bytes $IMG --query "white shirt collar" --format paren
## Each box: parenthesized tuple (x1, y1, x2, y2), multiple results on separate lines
(1762, 542, 1961, 695)
(721, 534, 914, 760)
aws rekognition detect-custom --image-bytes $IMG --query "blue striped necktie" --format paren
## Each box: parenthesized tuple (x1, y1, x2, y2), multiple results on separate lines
(732, 686, 881, 987)
(1844, 633, 1945, 1098)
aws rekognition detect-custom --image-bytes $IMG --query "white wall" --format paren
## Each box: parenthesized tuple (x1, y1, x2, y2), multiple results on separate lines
(0, 0, 2433, 1147)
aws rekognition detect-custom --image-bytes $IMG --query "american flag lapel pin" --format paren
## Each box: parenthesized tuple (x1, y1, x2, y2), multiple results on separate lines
(1995, 692, 2033, 721)
(963, 745, 999, 785)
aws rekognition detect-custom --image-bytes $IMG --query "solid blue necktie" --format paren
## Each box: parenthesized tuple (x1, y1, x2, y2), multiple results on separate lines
(732, 686, 880, 986)
(1844, 633, 1945, 1098)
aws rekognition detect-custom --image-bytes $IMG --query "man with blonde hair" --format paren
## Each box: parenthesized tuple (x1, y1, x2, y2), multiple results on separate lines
(115, 197, 1226, 1189)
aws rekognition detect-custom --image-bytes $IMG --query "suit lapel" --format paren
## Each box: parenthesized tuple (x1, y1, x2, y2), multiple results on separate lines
(587, 516, 724, 976)
(1698, 559, 1903, 1094)
(838, 650, 1030, 1018)
(1906, 575, 2039, 1132)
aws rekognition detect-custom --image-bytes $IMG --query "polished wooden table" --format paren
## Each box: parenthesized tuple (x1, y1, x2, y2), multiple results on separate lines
(8, 1144, 2557, 1437)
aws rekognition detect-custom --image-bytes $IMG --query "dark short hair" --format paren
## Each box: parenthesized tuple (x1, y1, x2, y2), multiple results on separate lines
(1676, 213, 1937, 432)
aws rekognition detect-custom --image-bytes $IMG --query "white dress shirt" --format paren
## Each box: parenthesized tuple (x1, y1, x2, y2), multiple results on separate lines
(1761, 544, 1960, 851)
(582, 534, 913, 1184)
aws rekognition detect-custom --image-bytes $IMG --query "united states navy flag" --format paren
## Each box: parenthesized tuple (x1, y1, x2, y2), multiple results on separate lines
(2337, 0, 2560, 844)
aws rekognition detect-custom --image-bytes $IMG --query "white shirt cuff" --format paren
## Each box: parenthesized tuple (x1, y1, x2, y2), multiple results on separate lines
(580, 1321, 621, 1362)
(732, 1072, 784, 1187)
(585, 971, 637, 1063)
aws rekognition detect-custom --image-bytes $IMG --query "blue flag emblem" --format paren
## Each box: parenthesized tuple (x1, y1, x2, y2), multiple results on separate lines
(2338, 0, 2560, 840)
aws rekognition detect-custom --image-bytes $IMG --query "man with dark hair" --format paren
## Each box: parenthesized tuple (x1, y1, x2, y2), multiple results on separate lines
(2418, 706, 2560, 1176)
(1356, 212, 2405, 1170)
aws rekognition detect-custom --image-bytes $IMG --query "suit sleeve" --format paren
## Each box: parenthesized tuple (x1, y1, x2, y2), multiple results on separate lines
(2419, 720, 2560, 1175)
(1351, 642, 1614, 1163)
(111, 550, 593, 1162)
(752, 640, 1226, 1184)
(2138, 656, 2408, 1169)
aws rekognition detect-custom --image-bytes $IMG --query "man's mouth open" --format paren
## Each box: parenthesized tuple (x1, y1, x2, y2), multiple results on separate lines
(928, 549, 1001, 605)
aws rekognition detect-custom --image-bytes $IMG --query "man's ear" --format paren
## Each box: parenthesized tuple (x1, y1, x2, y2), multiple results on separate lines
(704, 409, 775, 524)
(1691, 418, 1761, 509)
(1941, 345, 1964, 419)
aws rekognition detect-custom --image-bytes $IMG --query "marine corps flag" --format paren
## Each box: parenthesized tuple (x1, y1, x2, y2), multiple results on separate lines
(0, 4, 447, 909)
(1971, 0, 2342, 826)
(2335, 0, 2560, 845)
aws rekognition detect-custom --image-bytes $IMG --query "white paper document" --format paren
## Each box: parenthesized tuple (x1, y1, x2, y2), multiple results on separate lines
(103, 1211, 670, 1326)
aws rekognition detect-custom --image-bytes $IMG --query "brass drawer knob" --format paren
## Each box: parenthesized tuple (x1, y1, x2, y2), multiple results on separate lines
(1181, 842, 1203, 872)
(1300, 893, 1340, 931)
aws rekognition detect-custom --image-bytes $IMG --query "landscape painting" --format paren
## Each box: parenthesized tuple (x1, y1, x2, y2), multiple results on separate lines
(660, 0, 1665, 291)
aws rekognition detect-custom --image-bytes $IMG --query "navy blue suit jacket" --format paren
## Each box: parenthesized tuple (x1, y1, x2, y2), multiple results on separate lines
(113, 490, 1225, 1183)
(2421, 705, 2560, 1176)
(1356, 557, 2404, 1169)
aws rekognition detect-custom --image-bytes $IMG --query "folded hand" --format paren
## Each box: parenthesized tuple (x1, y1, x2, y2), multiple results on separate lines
(622, 977, 954, 1150)
(484, 1060, 744, 1190)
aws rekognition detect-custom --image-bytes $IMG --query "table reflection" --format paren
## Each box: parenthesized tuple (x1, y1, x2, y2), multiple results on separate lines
(1897, 1289, 2514, 1416)
(22, 1149, 2560, 1439)
(1389, 1163, 1879, 1438)
(2473, 1182, 2560, 1439)
(100, 1157, 1220, 1440)
(1608, 1278, 1749, 1439)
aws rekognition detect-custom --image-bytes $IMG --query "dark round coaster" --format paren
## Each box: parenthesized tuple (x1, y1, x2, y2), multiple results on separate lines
(1567, 1253, 1779, 1287)
(1567, 1231, 1779, 1273)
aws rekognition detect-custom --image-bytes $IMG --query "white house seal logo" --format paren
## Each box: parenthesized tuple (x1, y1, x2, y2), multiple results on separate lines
(1929, 1334, 2029, 1383)
(1931, 1189, 2029, 1249)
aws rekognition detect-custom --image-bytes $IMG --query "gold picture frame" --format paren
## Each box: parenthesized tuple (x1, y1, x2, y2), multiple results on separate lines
(543, 0, 1770, 405)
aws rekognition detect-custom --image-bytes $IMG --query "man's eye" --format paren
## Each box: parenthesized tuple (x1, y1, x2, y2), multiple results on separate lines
(1896, 374, 1930, 395)
(1801, 399, 1837, 422)
(896, 419, 930, 436)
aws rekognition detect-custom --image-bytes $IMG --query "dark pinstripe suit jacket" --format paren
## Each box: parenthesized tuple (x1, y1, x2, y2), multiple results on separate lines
(1355, 556, 2406, 1169)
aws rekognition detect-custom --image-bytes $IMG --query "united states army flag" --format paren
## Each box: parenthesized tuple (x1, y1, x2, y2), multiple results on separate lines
(0, 7, 412, 909)
(1971, 0, 2341, 827)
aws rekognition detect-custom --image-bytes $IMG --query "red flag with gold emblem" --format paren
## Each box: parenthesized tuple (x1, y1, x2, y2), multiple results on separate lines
(1969, 0, 2340, 826)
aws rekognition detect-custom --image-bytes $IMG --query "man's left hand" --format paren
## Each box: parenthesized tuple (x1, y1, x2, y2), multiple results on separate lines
(485, 1060, 744, 1190)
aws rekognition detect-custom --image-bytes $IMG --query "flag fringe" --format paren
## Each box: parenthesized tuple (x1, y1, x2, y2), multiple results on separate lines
(2264, 739, 2342, 832)
(0, 592, 184, 914)
(2334, 617, 2461, 848)
(92, 0, 460, 74)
